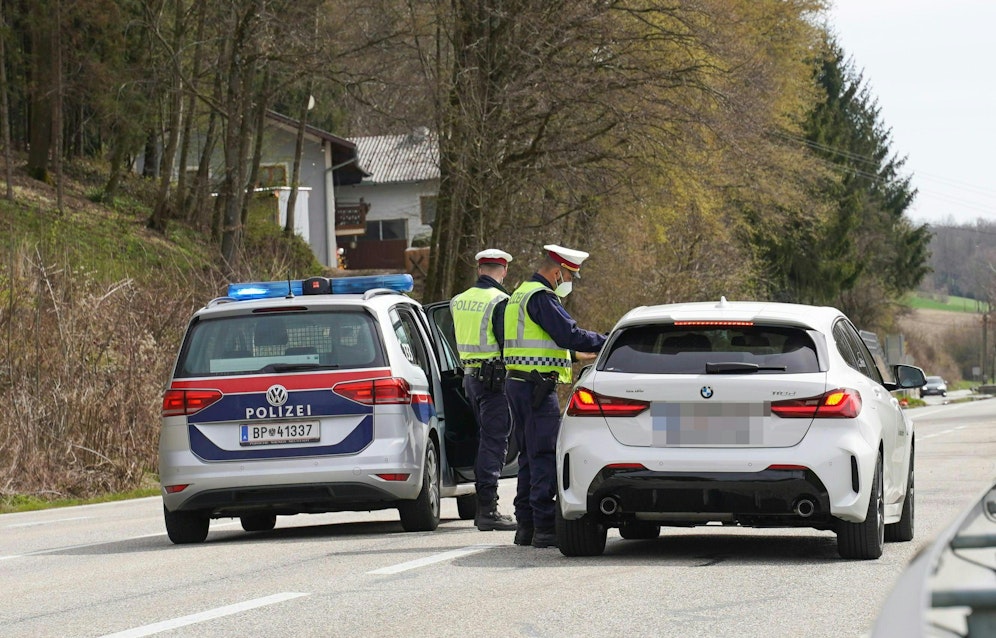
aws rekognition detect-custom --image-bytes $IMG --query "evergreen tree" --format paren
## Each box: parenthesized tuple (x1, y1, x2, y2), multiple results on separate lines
(754, 37, 930, 330)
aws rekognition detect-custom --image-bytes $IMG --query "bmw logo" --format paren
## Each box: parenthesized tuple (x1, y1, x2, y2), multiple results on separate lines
(700, 386, 714, 399)
(266, 384, 289, 407)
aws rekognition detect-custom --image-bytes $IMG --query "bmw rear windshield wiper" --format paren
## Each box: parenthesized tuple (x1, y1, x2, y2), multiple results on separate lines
(705, 362, 787, 374)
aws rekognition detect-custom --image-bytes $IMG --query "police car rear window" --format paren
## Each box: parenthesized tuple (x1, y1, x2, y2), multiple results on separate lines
(600, 325, 820, 375)
(174, 311, 385, 377)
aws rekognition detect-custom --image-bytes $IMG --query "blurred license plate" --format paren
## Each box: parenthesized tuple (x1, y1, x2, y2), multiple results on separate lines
(240, 422, 319, 446)
(651, 402, 769, 446)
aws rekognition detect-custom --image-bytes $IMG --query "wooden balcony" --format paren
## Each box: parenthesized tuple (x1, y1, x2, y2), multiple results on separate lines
(335, 199, 369, 235)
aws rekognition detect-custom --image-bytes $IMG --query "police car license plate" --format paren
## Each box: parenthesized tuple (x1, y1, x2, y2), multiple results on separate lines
(240, 422, 320, 446)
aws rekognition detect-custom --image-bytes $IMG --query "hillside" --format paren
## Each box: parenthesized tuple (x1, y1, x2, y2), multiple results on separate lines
(0, 160, 324, 508)
(898, 307, 982, 381)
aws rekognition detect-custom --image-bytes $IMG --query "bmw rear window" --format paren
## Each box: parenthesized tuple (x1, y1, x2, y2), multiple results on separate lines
(174, 310, 385, 377)
(600, 325, 820, 374)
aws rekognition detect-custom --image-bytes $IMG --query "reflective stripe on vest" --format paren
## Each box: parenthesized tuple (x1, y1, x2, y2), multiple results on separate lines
(450, 286, 508, 367)
(503, 281, 572, 383)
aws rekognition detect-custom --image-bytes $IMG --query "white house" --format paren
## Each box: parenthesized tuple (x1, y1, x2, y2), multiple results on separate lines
(338, 128, 439, 270)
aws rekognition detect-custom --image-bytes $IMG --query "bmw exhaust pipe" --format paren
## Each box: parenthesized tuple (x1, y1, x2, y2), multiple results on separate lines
(599, 496, 620, 516)
(793, 498, 815, 518)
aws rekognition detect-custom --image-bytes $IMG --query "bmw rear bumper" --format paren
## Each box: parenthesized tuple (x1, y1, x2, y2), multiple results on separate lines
(558, 416, 880, 526)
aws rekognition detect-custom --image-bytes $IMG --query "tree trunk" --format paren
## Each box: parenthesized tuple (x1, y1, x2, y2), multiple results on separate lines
(177, 1, 207, 222)
(26, 0, 53, 182)
(285, 86, 311, 238)
(0, 0, 13, 200)
(148, 0, 187, 233)
(52, 0, 62, 212)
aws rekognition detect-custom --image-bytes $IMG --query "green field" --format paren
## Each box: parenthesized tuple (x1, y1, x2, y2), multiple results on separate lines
(906, 293, 989, 313)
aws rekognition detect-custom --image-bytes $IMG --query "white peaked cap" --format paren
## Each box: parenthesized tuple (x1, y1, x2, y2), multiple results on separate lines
(544, 244, 589, 274)
(475, 248, 513, 265)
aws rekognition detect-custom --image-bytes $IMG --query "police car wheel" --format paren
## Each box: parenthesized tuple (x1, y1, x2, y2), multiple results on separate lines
(163, 506, 209, 544)
(399, 441, 441, 532)
(555, 505, 607, 557)
(240, 514, 277, 532)
(456, 494, 478, 520)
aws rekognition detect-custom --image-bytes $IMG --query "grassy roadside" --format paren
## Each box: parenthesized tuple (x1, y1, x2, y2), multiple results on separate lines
(905, 292, 988, 313)
(1, 479, 160, 514)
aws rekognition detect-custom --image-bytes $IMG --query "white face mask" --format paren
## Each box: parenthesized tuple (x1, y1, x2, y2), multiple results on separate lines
(554, 269, 573, 298)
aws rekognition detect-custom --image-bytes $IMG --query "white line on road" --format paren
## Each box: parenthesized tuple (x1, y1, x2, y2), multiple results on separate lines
(98, 592, 309, 638)
(0, 532, 166, 561)
(0, 521, 241, 561)
(6, 516, 91, 528)
(367, 544, 497, 575)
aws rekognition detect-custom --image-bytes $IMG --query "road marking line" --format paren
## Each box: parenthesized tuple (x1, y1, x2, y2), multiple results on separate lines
(367, 544, 497, 574)
(922, 428, 957, 439)
(0, 533, 166, 561)
(98, 592, 308, 638)
(6, 516, 91, 528)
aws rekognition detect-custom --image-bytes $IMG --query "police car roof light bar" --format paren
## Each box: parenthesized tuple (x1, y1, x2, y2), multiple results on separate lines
(227, 274, 413, 301)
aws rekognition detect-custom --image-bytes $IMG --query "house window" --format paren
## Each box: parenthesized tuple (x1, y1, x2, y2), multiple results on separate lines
(360, 219, 407, 241)
(258, 164, 288, 188)
(420, 195, 437, 225)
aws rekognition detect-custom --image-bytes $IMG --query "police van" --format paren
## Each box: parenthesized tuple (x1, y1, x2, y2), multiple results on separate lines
(158, 274, 511, 543)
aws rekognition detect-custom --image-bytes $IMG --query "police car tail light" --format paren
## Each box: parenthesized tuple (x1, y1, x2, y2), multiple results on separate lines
(333, 377, 412, 405)
(770, 388, 861, 419)
(162, 389, 223, 417)
(566, 387, 649, 417)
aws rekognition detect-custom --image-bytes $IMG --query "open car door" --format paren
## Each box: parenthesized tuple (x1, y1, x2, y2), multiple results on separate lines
(424, 300, 518, 478)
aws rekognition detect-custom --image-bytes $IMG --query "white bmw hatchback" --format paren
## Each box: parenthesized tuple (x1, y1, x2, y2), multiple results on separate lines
(556, 298, 926, 559)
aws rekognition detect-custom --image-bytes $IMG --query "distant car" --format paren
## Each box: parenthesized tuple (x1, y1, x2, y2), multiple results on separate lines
(555, 298, 927, 559)
(920, 376, 947, 397)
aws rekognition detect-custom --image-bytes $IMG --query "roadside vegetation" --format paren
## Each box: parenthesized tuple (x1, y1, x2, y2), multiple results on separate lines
(0, 162, 323, 512)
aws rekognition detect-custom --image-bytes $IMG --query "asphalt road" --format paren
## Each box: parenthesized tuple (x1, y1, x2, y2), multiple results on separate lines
(3, 396, 995, 638)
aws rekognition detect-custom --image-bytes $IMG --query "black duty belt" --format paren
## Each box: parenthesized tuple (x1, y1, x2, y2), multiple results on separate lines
(507, 370, 558, 382)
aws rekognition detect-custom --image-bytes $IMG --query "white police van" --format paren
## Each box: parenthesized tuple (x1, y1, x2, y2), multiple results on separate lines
(159, 274, 506, 543)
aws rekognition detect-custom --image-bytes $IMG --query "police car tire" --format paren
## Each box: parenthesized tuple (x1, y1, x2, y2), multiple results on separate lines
(555, 505, 607, 557)
(456, 494, 477, 520)
(837, 455, 884, 559)
(618, 521, 661, 540)
(163, 506, 209, 544)
(240, 514, 277, 532)
(399, 442, 441, 532)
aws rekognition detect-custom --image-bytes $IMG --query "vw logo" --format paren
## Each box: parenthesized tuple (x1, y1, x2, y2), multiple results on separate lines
(700, 386, 714, 399)
(266, 384, 289, 407)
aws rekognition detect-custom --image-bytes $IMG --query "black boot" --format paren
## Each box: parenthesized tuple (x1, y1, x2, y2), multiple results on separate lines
(475, 503, 517, 531)
(513, 524, 534, 546)
(531, 527, 557, 548)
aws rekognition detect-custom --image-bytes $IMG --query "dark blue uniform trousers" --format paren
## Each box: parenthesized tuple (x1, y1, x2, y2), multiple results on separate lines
(463, 374, 512, 506)
(505, 377, 561, 530)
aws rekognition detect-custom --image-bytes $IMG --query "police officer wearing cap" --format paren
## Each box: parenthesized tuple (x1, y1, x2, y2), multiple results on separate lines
(450, 249, 517, 531)
(503, 244, 606, 548)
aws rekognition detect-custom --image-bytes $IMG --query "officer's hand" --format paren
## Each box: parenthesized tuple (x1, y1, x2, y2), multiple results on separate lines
(575, 351, 597, 362)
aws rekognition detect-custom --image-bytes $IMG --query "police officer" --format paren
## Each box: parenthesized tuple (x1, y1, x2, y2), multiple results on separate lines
(450, 249, 517, 531)
(503, 244, 606, 548)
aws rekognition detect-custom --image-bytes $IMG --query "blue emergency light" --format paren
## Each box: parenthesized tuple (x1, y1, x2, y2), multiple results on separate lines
(227, 274, 414, 301)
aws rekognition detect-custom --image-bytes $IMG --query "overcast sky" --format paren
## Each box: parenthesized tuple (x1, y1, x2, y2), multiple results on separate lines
(827, 0, 996, 227)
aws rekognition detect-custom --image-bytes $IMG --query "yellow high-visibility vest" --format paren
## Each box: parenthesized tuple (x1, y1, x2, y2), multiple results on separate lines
(450, 286, 508, 367)
(503, 281, 571, 383)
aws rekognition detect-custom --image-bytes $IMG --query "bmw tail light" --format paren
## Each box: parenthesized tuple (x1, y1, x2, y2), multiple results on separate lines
(566, 387, 650, 417)
(771, 388, 861, 419)
(334, 377, 412, 405)
(161, 389, 223, 417)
